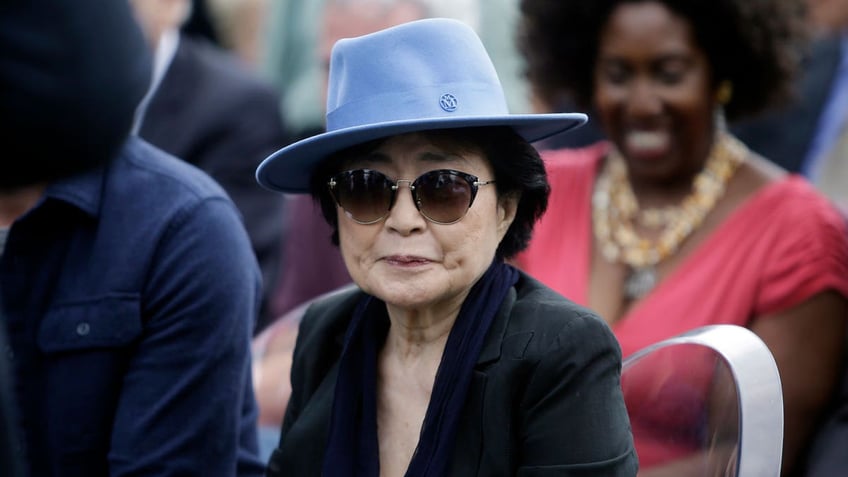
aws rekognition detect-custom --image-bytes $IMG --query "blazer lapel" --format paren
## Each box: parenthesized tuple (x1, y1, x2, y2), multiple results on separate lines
(138, 38, 193, 150)
(449, 287, 518, 476)
(475, 287, 515, 365)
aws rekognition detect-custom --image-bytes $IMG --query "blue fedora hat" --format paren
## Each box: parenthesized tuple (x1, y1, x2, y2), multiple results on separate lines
(256, 18, 587, 193)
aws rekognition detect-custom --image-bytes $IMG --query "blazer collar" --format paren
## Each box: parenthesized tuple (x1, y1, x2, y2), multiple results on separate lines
(476, 286, 516, 365)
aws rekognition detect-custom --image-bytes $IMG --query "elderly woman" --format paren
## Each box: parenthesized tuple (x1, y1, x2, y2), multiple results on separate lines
(257, 18, 637, 477)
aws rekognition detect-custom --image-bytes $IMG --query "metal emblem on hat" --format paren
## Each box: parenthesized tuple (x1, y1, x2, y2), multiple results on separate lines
(439, 93, 458, 112)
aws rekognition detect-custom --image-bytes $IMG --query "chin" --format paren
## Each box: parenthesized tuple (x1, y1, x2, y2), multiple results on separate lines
(372, 280, 461, 313)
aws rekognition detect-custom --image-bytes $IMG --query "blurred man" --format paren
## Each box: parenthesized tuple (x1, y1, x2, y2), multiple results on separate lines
(131, 0, 290, 332)
(0, 0, 264, 475)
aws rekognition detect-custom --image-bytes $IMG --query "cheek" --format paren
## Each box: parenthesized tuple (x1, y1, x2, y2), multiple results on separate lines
(592, 85, 626, 132)
(678, 92, 716, 137)
(445, 208, 503, 265)
(337, 217, 377, 269)
(673, 72, 715, 115)
(592, 84, 615, 113)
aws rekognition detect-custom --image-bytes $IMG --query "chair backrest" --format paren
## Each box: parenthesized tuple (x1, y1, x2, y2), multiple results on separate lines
(622, 325, 783, 477)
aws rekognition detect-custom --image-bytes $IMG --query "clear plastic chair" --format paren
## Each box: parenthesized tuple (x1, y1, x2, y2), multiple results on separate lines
(622, 325, 783, 477)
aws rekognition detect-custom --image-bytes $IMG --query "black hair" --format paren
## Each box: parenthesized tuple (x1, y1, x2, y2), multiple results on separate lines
(309, 126, 550, 259)
(518, 0, 807, 121)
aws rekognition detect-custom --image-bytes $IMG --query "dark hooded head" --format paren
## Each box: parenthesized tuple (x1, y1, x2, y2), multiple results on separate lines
(0, 0, 152, 189)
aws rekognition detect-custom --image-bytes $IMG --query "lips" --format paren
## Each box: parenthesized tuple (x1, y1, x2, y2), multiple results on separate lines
(383, 255, 432, 266)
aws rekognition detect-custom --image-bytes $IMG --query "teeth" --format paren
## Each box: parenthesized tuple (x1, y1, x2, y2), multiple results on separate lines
(626, 131, 669, 151)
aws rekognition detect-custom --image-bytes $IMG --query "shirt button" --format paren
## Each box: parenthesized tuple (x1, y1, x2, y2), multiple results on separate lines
(76, 322, 91, 336)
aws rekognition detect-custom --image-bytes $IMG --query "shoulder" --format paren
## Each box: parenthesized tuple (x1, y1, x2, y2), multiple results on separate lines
(102, 137, 250, 251)
(759, 176, 847, 235)
(291, 286, 363, 367)
(506, 271, 621, 360)
(749, 176, 848, 312)
(298, 287, 363, 340)
(109, 138, 258, 265)
(740, 175, 848, 269)
(284, 287, 362, 409)
(110, 136, 232, 204)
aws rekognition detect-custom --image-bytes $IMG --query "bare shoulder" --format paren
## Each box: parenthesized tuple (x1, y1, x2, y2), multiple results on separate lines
(735, 152, 786, 192)
(746, 152, 788, 183)
(717, 151, 788, 213)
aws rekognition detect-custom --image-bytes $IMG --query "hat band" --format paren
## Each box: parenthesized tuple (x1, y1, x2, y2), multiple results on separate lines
(325, 83, 509, 132)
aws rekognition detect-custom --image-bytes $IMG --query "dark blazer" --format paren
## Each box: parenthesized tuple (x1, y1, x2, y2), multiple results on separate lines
(138, 36, 290, 330)
(733, 36, 842, 172)
(268, 271, 638, 476)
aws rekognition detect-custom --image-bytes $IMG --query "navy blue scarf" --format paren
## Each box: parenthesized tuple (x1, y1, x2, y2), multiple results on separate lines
(322, 260, 519, 476)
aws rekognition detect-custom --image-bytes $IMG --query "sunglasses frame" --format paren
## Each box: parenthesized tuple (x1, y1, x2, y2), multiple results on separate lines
(327, 168, 495, 225)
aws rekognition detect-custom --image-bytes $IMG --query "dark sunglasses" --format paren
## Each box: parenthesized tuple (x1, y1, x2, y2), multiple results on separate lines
(327, 169, 495, 225)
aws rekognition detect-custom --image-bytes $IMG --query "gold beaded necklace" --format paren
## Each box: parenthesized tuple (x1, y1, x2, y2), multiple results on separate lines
(592, 132, 748, 300)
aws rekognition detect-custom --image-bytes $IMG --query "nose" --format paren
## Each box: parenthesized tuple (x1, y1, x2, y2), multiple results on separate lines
(384, 180, 425, 234)
(625, 78, 663, 119)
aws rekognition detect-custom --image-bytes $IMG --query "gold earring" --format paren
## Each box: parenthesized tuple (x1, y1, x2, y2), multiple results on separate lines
(716, 80, 733, 105)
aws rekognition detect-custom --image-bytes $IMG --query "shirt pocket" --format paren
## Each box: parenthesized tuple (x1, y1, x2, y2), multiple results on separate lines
(38, 294, 142, 353)
(37, 294, 143, 452)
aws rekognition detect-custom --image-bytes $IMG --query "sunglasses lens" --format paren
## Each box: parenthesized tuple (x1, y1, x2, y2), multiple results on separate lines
(415, 171, 474, 224)
(333, 170, 393, 223)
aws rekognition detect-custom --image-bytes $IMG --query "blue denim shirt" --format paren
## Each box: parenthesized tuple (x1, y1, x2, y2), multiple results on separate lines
(0, 138, 265, 476)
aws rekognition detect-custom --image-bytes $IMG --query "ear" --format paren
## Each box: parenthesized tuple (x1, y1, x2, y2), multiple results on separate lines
(496, 191, 521, 240)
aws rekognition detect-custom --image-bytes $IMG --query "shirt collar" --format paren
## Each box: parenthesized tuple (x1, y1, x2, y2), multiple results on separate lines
(42, 160, 107, 218)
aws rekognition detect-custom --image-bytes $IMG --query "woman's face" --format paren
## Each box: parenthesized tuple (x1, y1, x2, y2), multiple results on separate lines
(593, 1, 717, 186)
(335, 133, 517, 314)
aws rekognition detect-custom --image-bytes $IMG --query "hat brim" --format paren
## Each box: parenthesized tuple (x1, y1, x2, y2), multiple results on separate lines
(256, 112, 587, 193)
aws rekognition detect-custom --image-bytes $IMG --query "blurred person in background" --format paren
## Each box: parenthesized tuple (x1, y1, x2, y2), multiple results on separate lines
(204, 0, 270, 68)
(130, 0, 291, 332)
(0, 0, 264, 474)
(516, 0, 848, 475)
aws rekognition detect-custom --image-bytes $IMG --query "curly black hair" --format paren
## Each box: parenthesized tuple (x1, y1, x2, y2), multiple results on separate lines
(309, 126, 550, 260)
(518, 0, 807, 121)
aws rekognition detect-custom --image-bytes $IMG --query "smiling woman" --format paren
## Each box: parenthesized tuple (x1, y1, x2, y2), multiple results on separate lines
(516, 0, 848, 475)
(256, 18, 637, 477)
